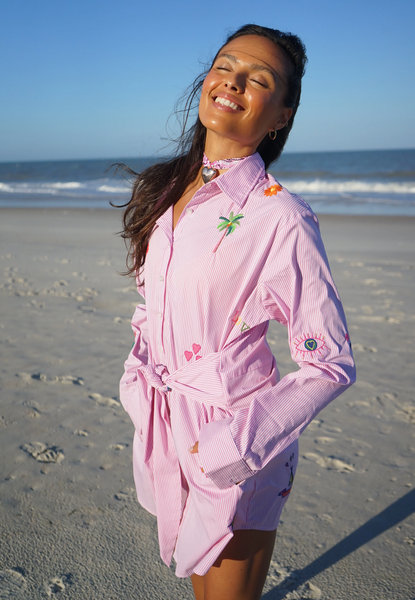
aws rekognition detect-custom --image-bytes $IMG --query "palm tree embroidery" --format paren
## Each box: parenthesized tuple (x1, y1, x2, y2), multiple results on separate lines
(213, 211, 244, 253)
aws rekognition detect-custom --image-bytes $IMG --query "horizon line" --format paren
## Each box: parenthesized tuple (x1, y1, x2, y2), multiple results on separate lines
(1, 146, 414, 165)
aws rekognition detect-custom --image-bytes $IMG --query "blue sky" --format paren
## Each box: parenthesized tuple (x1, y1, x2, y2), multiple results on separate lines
(1, 0, 414, 161)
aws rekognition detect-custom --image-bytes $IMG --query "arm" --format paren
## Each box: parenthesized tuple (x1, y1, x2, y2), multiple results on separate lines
(198, 212, 356, 489)
(119, 284, 150, 434)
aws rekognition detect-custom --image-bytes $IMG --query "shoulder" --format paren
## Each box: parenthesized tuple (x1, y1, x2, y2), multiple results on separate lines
(249, 171, 318, 230)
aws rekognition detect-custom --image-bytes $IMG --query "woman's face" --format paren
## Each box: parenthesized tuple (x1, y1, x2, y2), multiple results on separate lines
(199, 35, 293, 153)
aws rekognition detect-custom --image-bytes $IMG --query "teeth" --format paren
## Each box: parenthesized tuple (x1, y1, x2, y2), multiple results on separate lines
(215, 97, 240, 110)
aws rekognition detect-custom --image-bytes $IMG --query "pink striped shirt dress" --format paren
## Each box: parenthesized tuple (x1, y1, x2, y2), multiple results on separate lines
(119, 153, 356, 578)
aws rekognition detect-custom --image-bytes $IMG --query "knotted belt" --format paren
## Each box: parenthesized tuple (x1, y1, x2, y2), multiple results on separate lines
(137, 351, 225, 566)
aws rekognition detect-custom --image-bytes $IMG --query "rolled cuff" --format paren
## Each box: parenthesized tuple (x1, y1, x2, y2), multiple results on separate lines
(198, 417, 256, 490)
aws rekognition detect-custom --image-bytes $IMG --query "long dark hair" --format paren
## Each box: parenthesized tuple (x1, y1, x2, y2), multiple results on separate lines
(119, 24, 307, 280)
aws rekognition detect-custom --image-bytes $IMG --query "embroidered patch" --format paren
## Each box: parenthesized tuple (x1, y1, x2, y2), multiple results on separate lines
(185, 344, 202, 362)
(345, 332, 352, 348)
(231, 311, 250, 332)
(264, 183, 282, 197)
(213, 211, 244, 252)
(294, 333, 328, 359)
(278, 453, 295, 498)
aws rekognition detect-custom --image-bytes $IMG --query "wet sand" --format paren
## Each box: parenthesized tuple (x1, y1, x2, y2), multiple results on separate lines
(0, 209, 414, 599)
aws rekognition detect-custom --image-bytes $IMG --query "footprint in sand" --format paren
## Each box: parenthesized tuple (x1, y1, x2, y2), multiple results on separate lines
(347, 400, 371, 408)
(358, 315, 401, 324)
(352, 343, 377, 353)
(78, 305, 96, 313)
(265, 561, 322, 599)
(307, 419, 324, 430)
(45, 576, 68, 596)
(113, 316, 131, 324)
(114, 487, 135, 501)
(73, 429, 89, 436)
(322, 425, 342, 434)
(396, 405, 415, 424)
(16, 373, 84, 385)
(89, 393, 120, 408)
(374, 392, 398, 407)
(21, 442, 64, 463)
(314, 436, 336, 446)
(108, 443, 128, 451)
(303, 452, 355, 473)
(364, 278, 380, 286)
(0, 569, 27, 599)
(372, 288, 395, 296)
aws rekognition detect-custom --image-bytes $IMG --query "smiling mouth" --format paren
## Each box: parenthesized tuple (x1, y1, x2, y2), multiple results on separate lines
(214, 96, 243, 111)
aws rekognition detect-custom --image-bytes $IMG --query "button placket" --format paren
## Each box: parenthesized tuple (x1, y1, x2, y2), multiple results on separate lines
(157, 243, 172, 356)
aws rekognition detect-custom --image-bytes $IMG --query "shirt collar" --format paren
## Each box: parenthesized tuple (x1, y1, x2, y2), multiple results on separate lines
(155, 152, 265, 235)
(213, 152, 265, 208)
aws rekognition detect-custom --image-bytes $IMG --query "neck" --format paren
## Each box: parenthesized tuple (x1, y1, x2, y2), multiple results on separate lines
(204, 131, 256, 163)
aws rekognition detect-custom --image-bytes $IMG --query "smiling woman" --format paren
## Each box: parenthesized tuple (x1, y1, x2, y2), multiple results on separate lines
(199, 35, 293, 157)
(117, 24, 355, 600)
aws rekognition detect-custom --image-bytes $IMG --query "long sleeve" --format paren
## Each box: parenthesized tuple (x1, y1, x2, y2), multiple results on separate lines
(198, 212, 356, 489)
(119, 288, 150, 434)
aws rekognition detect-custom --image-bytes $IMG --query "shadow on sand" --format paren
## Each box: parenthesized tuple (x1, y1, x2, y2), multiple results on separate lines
(262, 488, 415, 599)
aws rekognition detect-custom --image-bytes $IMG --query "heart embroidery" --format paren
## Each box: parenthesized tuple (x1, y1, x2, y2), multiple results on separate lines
(192, 343, 201, 354)
(184, 351, 193, 362)
(195, 355, 202, 360)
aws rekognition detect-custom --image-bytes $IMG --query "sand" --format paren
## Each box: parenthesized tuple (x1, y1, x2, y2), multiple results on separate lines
(0, 208, 414, 599)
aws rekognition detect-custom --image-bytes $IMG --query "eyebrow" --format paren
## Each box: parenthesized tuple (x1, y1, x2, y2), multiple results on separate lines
(216, 53, 288, 85)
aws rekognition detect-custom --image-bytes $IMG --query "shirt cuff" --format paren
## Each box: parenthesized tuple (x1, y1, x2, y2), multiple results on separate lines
(198, 417, 256, 490)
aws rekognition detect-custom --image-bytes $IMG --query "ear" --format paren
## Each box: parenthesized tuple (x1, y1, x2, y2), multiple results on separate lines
(272, 107, 293, 131)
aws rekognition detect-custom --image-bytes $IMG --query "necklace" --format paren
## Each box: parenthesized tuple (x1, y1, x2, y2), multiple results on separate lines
(201, 153, 249, 184)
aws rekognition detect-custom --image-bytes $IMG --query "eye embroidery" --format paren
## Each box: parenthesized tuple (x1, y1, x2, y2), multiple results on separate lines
(294, 333, 328, 359)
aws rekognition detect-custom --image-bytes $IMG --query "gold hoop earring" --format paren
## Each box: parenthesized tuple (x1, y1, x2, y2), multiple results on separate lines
(269, 130, 277, 140)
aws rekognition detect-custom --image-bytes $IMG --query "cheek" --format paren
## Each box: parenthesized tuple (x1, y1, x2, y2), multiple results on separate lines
(201, 72, 217, 95)
(199, 84, 211, 120)
(247, 92, 276, 123)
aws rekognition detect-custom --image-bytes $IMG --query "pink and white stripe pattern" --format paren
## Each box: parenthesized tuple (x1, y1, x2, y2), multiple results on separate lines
(120, 152, 356, 577)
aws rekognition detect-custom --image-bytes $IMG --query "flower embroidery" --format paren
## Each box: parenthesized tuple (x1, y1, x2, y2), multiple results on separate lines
(264, 184, 282, 197)
(213, 211, 244, 253)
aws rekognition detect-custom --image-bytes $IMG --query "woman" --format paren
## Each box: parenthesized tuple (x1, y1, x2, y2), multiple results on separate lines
(119, 24, 355, 600)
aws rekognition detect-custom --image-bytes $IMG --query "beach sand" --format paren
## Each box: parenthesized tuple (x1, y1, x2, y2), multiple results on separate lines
(0, 209, 414, 599)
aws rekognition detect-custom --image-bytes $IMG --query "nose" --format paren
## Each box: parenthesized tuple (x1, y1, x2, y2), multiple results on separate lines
(224, 72, 244, 92)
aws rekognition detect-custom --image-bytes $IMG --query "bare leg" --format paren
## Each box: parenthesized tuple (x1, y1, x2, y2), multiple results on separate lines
(191, 529, 276, 600)
(190, 573, 205, 600)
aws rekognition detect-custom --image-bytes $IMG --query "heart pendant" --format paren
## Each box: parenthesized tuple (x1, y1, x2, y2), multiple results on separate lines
(202, 166, 218, 184)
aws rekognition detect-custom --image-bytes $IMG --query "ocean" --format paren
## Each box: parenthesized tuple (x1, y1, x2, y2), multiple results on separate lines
(0, 149, 414, 216)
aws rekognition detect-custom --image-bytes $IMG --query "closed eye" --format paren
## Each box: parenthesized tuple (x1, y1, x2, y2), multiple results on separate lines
(251, 79, 267, 87)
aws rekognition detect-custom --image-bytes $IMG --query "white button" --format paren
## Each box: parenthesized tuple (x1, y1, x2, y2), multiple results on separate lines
(159, 275, 164, 282)
(185, 207, 193, 216)
(158, 312, 162, 319)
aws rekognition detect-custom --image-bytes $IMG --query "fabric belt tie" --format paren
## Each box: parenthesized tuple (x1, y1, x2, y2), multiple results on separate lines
(139, 351, 224, 405)
(137, 353, 224, 565)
